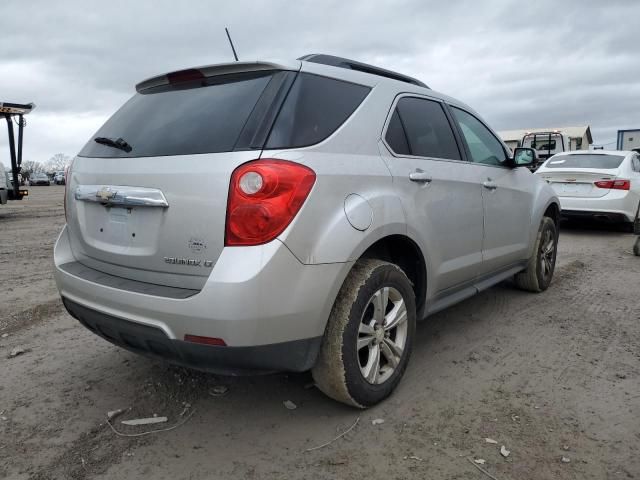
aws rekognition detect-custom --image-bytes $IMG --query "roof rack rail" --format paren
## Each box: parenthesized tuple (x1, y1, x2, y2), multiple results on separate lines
(298, 54, 429, 89)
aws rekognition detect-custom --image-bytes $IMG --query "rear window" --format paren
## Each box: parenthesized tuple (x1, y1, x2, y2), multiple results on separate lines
(545, 154, 625, 169)
(265, 73, 370, 149)
(531, 139, 556, 149)
(79, 72, 275, 158)
(523, 134, 563, 150)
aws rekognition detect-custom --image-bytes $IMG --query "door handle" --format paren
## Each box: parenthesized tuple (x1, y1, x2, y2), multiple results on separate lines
(483, 180, 497, 190)
(409, 172, 432, 183)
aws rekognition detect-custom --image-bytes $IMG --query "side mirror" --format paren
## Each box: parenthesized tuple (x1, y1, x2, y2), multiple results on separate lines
(511, 147, 537, 168)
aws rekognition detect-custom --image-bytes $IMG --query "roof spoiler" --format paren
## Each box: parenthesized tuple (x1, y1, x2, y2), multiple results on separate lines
(298, 54, 429, 89)
(135, 61, 299, 92)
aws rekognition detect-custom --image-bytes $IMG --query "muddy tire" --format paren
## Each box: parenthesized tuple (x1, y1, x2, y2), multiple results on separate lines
(312, 259, 416, 408)
(633, 237, 640, 257)
(515, 216, 558, 292)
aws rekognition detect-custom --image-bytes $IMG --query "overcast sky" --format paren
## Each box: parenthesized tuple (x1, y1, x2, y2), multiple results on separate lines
(1, 0, 638, 167)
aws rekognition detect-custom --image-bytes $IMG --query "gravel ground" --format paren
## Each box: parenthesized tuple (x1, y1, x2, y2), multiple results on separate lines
(1, 186, 638, 480)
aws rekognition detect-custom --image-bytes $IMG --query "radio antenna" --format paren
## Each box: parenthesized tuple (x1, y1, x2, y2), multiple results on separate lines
(225, 27, 239, 61)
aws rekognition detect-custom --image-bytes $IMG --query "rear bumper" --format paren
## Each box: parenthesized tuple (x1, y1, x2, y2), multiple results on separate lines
(63, 298, 321, 373)
(54, 225, 351, 371)
(558, 192, 638, 222)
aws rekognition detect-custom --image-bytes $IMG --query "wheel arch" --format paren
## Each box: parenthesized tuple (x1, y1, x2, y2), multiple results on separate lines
(543, 201, 561, 227)
(357, 234, 428, 319)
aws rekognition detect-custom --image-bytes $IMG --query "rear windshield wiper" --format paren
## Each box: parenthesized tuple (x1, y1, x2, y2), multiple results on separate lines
(94, 136, 132, 153)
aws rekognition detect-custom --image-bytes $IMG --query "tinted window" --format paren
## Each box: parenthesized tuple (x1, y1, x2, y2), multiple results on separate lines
(388, 97, 460, 160)
(385, 110, 410, 155)
(632, 155, 640, 172)
(79, 72, 274, 158)
(545, 154, 625, 169)
(451, 108, 507, 166)
(266, 73, 370, 149)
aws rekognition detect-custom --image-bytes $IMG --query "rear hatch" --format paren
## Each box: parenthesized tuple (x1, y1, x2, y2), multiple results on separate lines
(537, 153, 626, 198)
(66, 62, 300, 290)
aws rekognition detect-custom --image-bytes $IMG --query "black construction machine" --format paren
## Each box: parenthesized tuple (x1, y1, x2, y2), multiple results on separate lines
(1, 101, 35, 200)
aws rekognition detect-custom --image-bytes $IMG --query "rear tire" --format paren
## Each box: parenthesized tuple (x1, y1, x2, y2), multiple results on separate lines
(515, 216, 558, 292)
(312, 259, 416, 408)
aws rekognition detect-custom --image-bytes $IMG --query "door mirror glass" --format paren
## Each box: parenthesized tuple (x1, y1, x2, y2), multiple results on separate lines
(513, 147, 537, 167)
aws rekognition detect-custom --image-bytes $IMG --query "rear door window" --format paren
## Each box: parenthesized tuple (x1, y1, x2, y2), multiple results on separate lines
(265, 73, 370, 149)
(385, 110, 411, 155)
(79, 72, 277, 158)
(385, 97, 461, 160)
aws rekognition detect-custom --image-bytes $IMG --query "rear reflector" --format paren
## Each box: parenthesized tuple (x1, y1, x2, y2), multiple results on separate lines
(594, 179, 630, 190)
(183, 334, 227, 346)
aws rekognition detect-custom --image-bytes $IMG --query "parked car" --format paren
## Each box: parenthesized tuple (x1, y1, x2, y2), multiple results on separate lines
(54, 171, 66, 185)
(31, 172, 50, 186)
(54, 54, 560, 407)
(536, 150, 640, 227)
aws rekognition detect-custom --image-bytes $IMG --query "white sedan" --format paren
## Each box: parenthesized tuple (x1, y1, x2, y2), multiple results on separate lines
(535, 150, 640, 226)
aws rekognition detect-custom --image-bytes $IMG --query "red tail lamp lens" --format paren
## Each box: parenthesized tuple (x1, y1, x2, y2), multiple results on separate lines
(594, 179, 630, 190)
(225, 159, 316, 246)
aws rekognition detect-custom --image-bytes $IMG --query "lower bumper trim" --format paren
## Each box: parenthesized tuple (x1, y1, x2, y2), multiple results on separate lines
(561, 210, 629, 223)
(62, 298, 322, 374)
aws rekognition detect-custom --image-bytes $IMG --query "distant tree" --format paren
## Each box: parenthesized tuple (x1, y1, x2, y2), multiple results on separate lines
(21, 160, 46, 178)
(46, 153, 71, 172)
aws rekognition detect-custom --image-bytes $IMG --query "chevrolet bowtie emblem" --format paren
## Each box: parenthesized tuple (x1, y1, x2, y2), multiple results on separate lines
(96, 187, 116, 203)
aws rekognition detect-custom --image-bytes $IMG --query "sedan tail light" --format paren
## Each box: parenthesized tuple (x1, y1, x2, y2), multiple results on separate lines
(225, 159, 316, 246)
(594, 179, 630, 190)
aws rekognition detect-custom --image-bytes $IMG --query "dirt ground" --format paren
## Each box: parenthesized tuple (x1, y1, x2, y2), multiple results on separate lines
(1, 186, 638, 480)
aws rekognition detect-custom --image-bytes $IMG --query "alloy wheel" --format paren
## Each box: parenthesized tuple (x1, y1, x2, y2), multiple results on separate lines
(539, 228, 556, 282)
(357, 286, 408, 385)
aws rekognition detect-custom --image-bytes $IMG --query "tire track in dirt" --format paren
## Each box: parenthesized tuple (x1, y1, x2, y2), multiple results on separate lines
(0, 298, 64, 334)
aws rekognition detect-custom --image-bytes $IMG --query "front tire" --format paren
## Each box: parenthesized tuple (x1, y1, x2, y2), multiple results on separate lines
(514, 216, 558, 292)
(312, 259, 416, 408)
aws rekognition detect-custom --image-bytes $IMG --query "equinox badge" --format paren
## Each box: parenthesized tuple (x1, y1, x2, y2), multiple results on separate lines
(164, 257, 213, 268)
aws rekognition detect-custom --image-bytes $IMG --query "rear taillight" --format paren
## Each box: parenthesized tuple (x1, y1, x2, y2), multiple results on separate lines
(63, 158, 74, 222)
(594, 179, 630, 190)
(225, 159, 316, 246)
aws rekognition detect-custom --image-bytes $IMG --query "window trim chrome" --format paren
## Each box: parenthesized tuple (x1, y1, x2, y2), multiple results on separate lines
(74, 185, 169, 208)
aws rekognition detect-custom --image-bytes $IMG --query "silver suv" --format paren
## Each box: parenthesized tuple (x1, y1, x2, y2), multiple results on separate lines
(54, 54, 560, 407)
